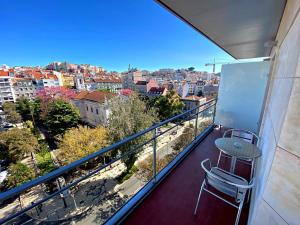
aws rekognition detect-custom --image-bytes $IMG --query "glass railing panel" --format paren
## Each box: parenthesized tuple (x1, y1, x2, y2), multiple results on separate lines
(0, 99, 216, 225)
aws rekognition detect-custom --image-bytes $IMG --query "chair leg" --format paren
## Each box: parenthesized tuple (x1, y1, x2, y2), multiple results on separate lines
(217, 151, 222, 167)
(247, 160, 255, 202)
(194, 181, 205, 215)
(250, 160, 254, 180)
(235, 199, 244, 225)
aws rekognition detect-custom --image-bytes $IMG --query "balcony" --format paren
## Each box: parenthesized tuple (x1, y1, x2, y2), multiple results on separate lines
(0, 100, 220, 225)
(124, 127, 251, 225)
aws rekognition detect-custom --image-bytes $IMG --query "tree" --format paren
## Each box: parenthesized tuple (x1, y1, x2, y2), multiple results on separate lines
(36, 148, 56, 175)
(57, 126, 108, 165)
(16, 97, 32, 120)
(108, 94, 157, 172)
(2, 102, 16, 113)
(6, 163, 35, 188)
(16, 98, 41, 123)
(44, 99, 80, 136)
(37, 87, 75, 117)
(2, 102, 22, 124)
(188, 67, 195, 72)
(154, 90, 184, 120)
(172, 125, 194, 153)
(6, 110, 22, 124)
(37, 86, 76, 102)
(0, 128, 39, 163)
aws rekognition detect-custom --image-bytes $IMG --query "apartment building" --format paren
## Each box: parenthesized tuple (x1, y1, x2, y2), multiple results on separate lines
(13, 78, 36, 100)
(122, 70, 143, 89)
(0, 70, 15, 105)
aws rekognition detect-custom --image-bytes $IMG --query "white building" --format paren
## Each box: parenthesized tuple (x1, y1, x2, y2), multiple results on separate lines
(73, 90, 117, 126)
(0, 70, 15, 105)
(13, 78, 36, 100)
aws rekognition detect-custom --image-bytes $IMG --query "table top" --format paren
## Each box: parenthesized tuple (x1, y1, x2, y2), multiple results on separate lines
(215, 137, 262, 159)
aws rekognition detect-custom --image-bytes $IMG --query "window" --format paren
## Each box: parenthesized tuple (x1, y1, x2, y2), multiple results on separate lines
(91, 107, 93, 113)
(96, 109, 99, 115)
(86, 106, 88, 111)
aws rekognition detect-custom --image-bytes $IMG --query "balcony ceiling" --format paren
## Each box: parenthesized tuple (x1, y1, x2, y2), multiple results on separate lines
(156, 0, 286, 59)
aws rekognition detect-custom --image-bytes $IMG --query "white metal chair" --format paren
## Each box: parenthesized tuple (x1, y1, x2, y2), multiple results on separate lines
(194, 159, 255, 225)
(217, 129, 259, 179)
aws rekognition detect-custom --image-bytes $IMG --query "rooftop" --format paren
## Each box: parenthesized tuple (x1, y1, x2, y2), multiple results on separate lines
(0, 70, 9, 77)
(74, 90, 117, 103)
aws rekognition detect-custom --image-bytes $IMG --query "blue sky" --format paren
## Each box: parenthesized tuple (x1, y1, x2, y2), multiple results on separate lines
(0, 0, 234, 72)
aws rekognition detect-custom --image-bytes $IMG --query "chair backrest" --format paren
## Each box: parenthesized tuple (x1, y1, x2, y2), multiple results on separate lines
(223, 129, 259, 146)
(201, 159, 254, 202)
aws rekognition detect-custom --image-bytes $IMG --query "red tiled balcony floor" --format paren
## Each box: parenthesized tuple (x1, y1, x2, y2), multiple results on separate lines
(124, 128, 251, 225)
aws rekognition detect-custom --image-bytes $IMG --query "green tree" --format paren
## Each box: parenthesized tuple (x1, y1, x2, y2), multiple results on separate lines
(188, 67, 195, 72)
(108, 94, 157, 172)
(2, 102, 16, 113)
(2, 102, 22, 124)
(172, 125, 194, 153)
(154, 90, 184, 120)
(16, 97, 32, 121)
(6, 110, 22, 124)
(6, 163, 35, 188)
(44, 99, 80, 136)
(0, 128, 39, 163)
(16, 97, 41, 122)
(57, 126, 108, 165)
(36, 149, 56, 175)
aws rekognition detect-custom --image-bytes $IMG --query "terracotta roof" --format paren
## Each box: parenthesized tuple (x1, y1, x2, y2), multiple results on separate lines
(148, 87, 165, 93)
(74, 91, 117, 103)
(93, 76, 121, 83)
(74, 90, 89, 100)
(0, 70, 9, 77)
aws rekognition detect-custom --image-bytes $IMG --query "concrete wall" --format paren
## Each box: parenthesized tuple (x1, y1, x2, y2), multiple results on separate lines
(250, 1, 300, 224)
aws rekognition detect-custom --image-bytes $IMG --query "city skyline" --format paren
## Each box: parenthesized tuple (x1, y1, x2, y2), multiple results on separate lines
(0, 0, 233, 73)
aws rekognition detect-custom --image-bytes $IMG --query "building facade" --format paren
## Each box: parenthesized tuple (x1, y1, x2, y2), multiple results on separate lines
(13, 78, 36, 100)
(73, 91, 117, 126)
(0, 70, 15, 105)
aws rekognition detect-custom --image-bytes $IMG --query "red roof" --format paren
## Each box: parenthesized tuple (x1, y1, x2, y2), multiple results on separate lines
(148, 87, 165, 93)
(93, 76, 121, 83)
(0, 70, 9, 77)
(74, 91, 117, 103)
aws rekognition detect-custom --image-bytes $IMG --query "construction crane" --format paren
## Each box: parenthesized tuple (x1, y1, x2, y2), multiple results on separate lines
(205, 58, 232, 73)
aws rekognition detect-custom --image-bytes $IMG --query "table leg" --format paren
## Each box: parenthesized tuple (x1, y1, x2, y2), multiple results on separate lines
(230, 156, 237, 173)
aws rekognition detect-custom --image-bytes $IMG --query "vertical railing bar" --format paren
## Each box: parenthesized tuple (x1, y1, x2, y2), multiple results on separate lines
(152, 127, 157, 182)
(194, 108, 199, 139)
(212, 99, 217, 123)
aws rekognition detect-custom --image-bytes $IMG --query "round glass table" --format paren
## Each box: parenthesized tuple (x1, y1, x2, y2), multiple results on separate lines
(215, 137, 262, 173)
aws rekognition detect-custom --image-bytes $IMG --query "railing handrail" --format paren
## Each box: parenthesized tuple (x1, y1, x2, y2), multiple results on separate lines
(0, 98, 216, 202)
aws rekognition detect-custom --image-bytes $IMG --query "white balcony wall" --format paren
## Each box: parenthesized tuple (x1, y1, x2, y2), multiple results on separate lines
(250, 1, 300, 224)
(215, 61, 270, 133)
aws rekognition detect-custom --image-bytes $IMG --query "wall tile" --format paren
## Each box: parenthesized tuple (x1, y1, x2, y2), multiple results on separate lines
(263, 147, 300, 225)
(253, 199, 288, 225)
(275, 0, 300, 46)
(248, 111, 277, 224)
(279, 78, 300, 157)
(268, 77, 294, 141)
(256, 111, 277, 197)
